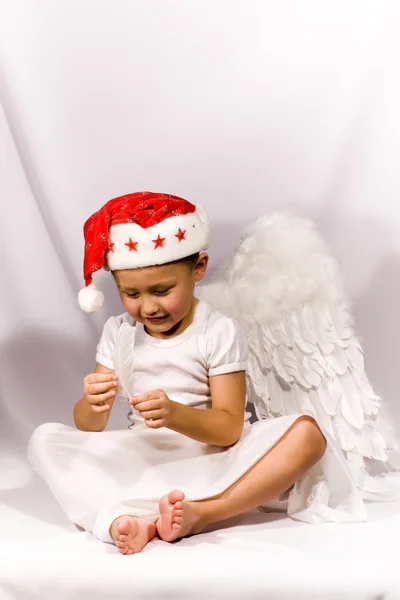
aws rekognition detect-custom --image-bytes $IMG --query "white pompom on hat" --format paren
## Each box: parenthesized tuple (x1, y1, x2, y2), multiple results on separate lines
(78, 191, 210, 313)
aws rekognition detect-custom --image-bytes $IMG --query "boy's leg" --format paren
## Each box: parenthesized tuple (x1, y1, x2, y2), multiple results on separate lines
(157, 416, 327, 541)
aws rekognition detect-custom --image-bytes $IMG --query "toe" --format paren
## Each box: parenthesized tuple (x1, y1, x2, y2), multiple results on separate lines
(168, 490, 185, 504)
(116, 525, 128, 536)
(173, 516, 182, 525)
(174, 509, 183, 517)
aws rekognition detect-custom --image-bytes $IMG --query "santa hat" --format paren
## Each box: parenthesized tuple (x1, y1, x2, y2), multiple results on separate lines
(78, 191, 210, 313)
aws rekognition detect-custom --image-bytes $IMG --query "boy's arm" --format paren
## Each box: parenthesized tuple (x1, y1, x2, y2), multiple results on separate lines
(168, 371, 246, 446)
(74, 363, 118, 432)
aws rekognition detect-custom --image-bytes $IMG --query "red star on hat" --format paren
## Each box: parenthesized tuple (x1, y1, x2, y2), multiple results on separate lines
(106, 240, 115, 253)
(125, 238, 138, 252)
(152, 234, 165, 249)
(175, 228, 186, 242)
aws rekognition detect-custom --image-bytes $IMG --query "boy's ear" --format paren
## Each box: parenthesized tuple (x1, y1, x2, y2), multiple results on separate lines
(193, 252, 209, 282)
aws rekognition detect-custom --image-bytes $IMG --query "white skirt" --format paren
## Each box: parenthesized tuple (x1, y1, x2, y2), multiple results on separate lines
(28, 415, 367, 543)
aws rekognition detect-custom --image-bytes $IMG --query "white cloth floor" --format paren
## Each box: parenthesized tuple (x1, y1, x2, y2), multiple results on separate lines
(1, 466, 400, 600)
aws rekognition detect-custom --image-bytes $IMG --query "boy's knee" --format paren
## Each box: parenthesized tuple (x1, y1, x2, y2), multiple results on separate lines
(28, 422, 63, 467)
(30, 421, 62, 441)
(296, 415, 327, 461)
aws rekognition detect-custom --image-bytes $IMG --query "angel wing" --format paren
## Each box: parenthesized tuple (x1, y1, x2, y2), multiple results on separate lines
(200, 213, 397, 500)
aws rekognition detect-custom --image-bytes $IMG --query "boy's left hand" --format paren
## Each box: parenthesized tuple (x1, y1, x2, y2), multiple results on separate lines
(130, 390, 174, 428)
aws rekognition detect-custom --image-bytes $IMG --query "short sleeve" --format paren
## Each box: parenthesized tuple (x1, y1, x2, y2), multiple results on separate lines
(206, 311, 248, 377)
(95, 313, 134, 369)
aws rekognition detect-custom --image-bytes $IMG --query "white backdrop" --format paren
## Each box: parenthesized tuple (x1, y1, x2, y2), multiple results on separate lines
(1, 1, 400, 497)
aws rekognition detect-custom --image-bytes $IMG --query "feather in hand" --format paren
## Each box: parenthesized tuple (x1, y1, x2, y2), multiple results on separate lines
(114, 321, 136, 414)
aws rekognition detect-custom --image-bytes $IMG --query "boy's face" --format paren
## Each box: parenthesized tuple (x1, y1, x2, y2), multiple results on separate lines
(113, 253, 208, 338)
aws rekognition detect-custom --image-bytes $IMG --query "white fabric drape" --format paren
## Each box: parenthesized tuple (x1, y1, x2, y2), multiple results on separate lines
(1, 2, 400, 598)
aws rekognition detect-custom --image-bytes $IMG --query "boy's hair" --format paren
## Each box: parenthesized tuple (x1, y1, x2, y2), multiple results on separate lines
(112, 252, 201, 276)
(166, 252, 200, 269)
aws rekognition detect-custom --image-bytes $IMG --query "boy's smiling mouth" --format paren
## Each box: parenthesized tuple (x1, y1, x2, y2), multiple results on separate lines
(146, 315, 169, 324)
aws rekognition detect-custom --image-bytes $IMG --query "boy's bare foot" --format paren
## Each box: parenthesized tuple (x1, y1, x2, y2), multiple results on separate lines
(156, 490, 206, 542)
(110, 516, 156, 555)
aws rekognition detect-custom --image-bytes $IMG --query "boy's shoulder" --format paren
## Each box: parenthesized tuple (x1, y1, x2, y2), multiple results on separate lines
(200, 301, 243, 335)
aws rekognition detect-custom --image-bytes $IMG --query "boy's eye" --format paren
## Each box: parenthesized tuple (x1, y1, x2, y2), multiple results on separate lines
(123, 288, 171, 298)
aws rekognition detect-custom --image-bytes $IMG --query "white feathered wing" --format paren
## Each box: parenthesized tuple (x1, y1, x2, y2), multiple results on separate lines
(200, 213, 397, 500)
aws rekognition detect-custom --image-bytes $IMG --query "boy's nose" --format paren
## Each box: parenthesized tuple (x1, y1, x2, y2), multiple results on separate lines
(141, 297, 159, 317)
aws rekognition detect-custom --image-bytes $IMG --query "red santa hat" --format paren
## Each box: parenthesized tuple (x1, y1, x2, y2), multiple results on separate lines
(77, 191, 210, 313)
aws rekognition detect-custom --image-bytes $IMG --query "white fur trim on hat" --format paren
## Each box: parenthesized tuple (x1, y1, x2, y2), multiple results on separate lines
(106, 207, 209, 271)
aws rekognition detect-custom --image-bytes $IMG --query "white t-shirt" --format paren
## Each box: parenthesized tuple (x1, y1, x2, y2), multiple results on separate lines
(95, 300, 248, 426)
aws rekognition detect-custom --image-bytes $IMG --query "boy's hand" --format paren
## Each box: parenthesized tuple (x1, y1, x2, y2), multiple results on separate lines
(83, 373, 119, 413)
(130, 390, 174, 428)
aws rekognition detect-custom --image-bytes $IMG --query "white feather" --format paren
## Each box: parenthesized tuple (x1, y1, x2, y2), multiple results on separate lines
(267, 371, 285, 415)
(302, 357, 323, 388)
(340, 372, 365, 429)
(113, 321, 136, 398)
(271, 347, 293, 384)
(293, 384, 316, 416)
(296, 306, 317, 348)
(317, 380, 337, 416)
(347, 343, 365, 373)
(327, 376, 342, 412)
